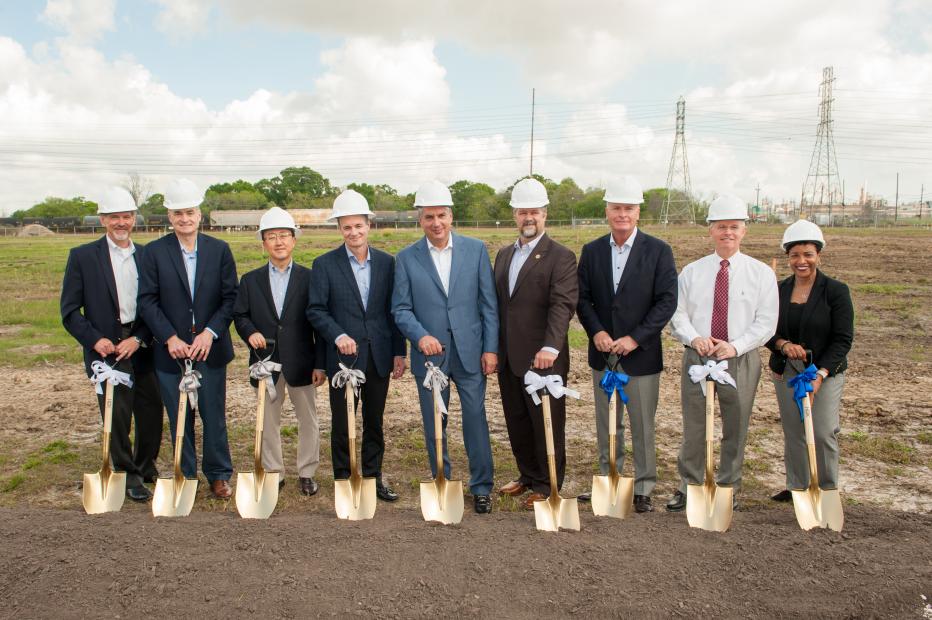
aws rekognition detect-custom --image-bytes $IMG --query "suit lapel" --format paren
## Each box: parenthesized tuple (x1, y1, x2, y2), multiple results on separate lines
(192, 233, 207, 300)
(495, 243, 515, 296)
(511, 233, 549, 298)
(414, 237, 447, 297)
(336, 247, 367, 312)
(613, 232, 643, 298)
(168, 235, 193, 300)
(447, 232, 462, 295)
(97, 237, 120, 313)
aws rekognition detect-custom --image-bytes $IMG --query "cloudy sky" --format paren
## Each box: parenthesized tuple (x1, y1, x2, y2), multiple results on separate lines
(1, 0, 930, 213)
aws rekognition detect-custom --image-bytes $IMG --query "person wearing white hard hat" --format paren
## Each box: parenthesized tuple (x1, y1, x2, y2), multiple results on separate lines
(766, 220, 853, 502)
(392, 180, 499, 514)
(233, 207, 327, 497)
(138, 178, 239, 499)
(493, 177, 579, 509)
(307, 190, 407, 502)
(61, 186, 163, 502)
(667, 194, 778, 512)
(576, 175, 678, 513)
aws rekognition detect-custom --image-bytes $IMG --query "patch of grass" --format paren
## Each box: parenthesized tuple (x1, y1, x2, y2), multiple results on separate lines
(884, 466, 905, 477)
(843, 433, 917, 465)
(1, 474, 26, 493)
(21, 440, 78, 470)
(853, 283, 909, 295)
(281, 425, 298, 439)
(743, 458, 772, 474)
(916, 431, 932, 445)
(568, 328, 589, 351)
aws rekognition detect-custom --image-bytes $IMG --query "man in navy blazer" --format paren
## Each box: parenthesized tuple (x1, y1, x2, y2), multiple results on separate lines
(391, 180, 499, 514)
(307, 190, 407, 501)
(576, 176, 678, 513)
(137, 179, 238, 499)
(61, 187, 162, 502)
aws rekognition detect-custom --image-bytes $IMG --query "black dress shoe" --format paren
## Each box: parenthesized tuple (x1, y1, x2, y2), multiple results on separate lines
(142, 475, 157, 485)
(634, 494, 654, 513)
(299, 477, 319, 496)
(278, 478, 285, 491)
(376, 482, 398, 502)
(666, 490, 686, 512)
(732, 495, 739, 512)
(577, 492, 592, 502)
(771, 489, 792, 502)
(126, 485, 152, 502)
(473, 494, 492, 514)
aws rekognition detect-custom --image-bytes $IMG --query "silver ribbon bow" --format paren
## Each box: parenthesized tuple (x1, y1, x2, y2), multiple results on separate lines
(178, 359, 202, 410)
(249, 354, 282, 402)
(331, 362, 366, 398)
(523, 370, 581, 405)
(688, 360, 738, 396)
(89, 360, 133, 395)
(422, 361, 449, 415)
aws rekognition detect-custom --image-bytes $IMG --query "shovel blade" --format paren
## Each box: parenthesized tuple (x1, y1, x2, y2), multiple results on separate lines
(152, 477, 198, 517)
(334, 477, 377, 521)
(591, 474, 634, 519)
(791, 488, 844, 532)
(419, 479, 464, 525)
(534, 496, 581, 532)
(686, 482, 733, 532)
(82, 471, 126, 515)
(235, 471, 280, 519)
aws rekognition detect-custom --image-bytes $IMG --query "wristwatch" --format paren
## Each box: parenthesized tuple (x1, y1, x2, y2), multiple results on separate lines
(816, 369, 828, 380)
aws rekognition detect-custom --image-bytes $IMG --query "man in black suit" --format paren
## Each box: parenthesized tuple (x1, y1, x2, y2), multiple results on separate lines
(307, 189, 406, 502)
(576, 176, 678, 513)
(137, 178, 238, 499)
(233, 207, 327, 496)
(61, 187, 162, 502)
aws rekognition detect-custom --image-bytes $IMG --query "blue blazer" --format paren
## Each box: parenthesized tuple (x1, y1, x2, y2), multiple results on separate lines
(137, 232, 238, 373)
(60, 236, 154, 376)
(307, 245, 406, 378)
(576, 231, 678, 375)
(392, 233, 498, 378)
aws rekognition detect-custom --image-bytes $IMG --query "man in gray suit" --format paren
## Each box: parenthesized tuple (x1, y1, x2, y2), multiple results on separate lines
(392, 180, 499, 514)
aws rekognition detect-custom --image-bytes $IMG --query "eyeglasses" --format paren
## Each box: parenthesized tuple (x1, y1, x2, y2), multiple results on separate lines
(263, 232, 294, 242)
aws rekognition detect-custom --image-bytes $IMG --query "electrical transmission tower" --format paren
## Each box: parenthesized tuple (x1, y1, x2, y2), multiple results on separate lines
(801, 66, 842, 219)
(660, 96, 694, 224)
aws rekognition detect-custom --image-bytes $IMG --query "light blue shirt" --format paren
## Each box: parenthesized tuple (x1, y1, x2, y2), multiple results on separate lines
(611, 228, 638, 293)
(346, 245, 371, 311)
(507, 234, 544, 296)
(179, 239, 197, 299)
(268, 261, 293, 318)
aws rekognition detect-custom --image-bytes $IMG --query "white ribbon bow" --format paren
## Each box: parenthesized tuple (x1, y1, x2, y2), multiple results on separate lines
(523, 370, 581, 405)
(178, 359, 202, 410)
(331, 362, 367, 398)
(422, 361, 449, 415)
(688, 360, 738, 396)
(249, 355, 283, 402)
(89, 360, 133, 395)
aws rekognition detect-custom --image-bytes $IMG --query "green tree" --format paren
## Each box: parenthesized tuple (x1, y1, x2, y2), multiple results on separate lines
(449, 180, 496, 221)
(140, 193, 165, 215)
(202, 189, 270, 215)
(12, 196, 97, 220)
(256, 167, 335, 206)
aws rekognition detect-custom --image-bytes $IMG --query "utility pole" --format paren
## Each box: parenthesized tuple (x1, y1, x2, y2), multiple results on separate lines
(920, 184, 924, 219)
(894, 172, 899, 224)
(802, 67, 842, 220)
(529, 88, 535, 176)
(755, 183, 761, 221)
(660, 96, 695, 224)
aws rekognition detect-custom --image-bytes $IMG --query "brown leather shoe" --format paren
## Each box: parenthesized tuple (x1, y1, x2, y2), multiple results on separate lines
(498, 480, 529, 496)
(210, 479, 232, 499)
(522, 492, 548, 510)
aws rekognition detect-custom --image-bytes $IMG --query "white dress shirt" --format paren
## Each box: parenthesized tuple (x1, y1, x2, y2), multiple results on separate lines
(670, 251, 778, 357)
(106, 236, 138, 324)
(428, 235, 453, 294)
(610, 227, 637, 293)
(507, 234, 544, 296)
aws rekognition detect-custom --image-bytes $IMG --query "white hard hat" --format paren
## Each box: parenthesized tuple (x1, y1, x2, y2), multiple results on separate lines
(163, 178, 203, 210)
(509, 178, 549, 209)
(414, 180, 453, 207)
(706, 194, 748, 222)
(257, 206, 300, 240)
(97, 187, 137, 214)
(328, 189, 374, 221)
(604, 175, 644, 204)
(781, 219, 825, 252)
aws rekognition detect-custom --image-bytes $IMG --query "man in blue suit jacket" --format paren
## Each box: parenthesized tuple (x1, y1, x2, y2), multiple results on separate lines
(391, 180, 499, 514)
(137, 179, 238, 499)
(307, 190, 407, 501)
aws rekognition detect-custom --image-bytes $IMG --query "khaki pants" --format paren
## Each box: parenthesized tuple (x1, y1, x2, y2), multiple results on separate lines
(259, 376, 319, 479)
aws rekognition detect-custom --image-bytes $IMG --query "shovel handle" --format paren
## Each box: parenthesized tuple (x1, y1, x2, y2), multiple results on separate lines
(704, 379, 715, 482)
(432, 388, 444, 481)
(254, 383, 266, 473)
(173, 390, 188, 478)
(542, 394, 555, 457)
(345, 384, 356, 441)
(802, 393, 820, 488)
(100, 381, 115, 473)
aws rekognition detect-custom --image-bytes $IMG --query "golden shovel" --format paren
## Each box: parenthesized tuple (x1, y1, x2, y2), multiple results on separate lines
(792, 393, 844, 531)
(686, 379, 733, 532)
(236, 381, 280, 519)
(591, 385, 634, 519)
(420, 383, 464, 525)
(152, 377, 198, 517)
(534, 393, 580, 532)
(82, 380, 126, 514)
(334, 382, 376, 520)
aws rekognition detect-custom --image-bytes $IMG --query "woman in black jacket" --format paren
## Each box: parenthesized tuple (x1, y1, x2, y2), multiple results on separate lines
(766, 220, 854, 501)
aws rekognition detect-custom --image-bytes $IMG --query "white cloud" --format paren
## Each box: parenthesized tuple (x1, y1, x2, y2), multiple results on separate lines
(152, 0, 212, 36)
(41, 0, 115, 43)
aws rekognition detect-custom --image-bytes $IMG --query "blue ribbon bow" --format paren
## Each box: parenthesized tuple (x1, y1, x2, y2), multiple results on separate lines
(599, 370, 630, 404)
(787, 364, 819, 421)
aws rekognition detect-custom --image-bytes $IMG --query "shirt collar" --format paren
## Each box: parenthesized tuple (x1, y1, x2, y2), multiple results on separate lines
(269, 260, 293, 275)
(428, 234, 453, 253)
(514, 233, 544, 252)
(714, 250, 742, 263)
(105, 235, 135, 256)
(178, 237, 198, 255)
(345, 244, 371, 266)
(610, 227, 637, 250)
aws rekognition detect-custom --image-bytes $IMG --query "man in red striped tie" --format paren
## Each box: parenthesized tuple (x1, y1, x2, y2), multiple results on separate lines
(666, 195, 778, 512)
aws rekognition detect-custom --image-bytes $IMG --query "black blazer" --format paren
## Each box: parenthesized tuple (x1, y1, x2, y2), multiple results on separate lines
(766, 270, 854, 376)
(137, 232, 238, 373)
(576, 231, 678, 375)
(233, 262, 324, 387)
(307, 245, 406, 378)
(60, 236, 154, 377)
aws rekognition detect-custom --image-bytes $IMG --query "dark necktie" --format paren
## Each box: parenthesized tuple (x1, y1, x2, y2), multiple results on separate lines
(711, 259, 729, 341)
